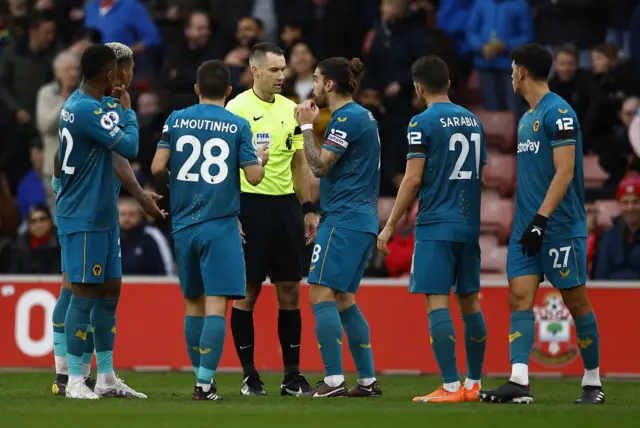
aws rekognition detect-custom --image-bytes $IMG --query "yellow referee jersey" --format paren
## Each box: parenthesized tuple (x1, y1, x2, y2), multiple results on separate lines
(226, 89, 303, 195)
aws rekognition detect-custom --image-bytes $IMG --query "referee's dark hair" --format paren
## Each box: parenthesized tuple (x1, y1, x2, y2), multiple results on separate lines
(80, 44, 117, 81)
(510, 43, 553, 81)
(411, 55, 450, 94)
(317, 57, 364, 95)
(249, 42, 284, 64)
(196, 60, 231, 99)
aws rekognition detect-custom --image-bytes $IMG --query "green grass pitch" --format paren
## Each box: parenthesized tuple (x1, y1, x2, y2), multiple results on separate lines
(1, 372, 639, 428)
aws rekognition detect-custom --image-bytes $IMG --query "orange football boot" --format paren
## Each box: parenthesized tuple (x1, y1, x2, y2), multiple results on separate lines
(412, 386, 465, 403)
(463, 384, 480, 402)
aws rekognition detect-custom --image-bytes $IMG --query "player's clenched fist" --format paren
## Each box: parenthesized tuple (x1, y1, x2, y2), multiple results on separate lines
(295, 100, 320, 125)
(256, 144, 269, 166)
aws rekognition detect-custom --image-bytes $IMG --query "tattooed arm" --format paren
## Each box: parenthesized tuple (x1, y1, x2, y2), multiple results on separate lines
(302, 129, 341, 177)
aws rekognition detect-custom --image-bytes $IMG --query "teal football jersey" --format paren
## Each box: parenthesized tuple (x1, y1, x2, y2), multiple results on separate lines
(407, 102, 487, 243)
(56, 90, 139, 235)
(102, 95, 124, 196)
(512, 92, 586, 242)
(320, 102, 380, 235)
(159, 104, 260, 232)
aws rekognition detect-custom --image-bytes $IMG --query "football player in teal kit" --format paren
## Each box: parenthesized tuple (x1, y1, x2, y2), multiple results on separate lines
(152, 60, 268, 401)
(51, 43, 163, 397)
(56, 45, 151, 400)
(296, 57, 381, 398)
(378, 55, 487, 404)
(480, 44, 603, 405)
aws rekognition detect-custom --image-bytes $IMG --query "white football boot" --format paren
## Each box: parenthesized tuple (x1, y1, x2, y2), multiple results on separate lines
(95, 376, 148, 399)
(66, 378, 100, 400)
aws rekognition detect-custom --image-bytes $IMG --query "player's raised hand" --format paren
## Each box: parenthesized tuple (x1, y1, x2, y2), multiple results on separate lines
(138, 191, 167, 219)
(256, 144, 269, 166)
(295, 100, 319, 125)
(377, 225, 394, 256)
(112, 85, 132, 110)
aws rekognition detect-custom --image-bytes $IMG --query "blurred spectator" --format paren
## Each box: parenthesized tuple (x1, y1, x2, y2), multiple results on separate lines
(224, 17, 263, 68)
(0, 11, 59, 192)
(136, 91, 165, 176)
(0, 2, 12, 57)
(549, 44, 594, 123)
(8, 204, 61, 274)
(594, 176, 640, 280)
(67, 28, 102, 57)
(466, 0, 532, 113)
(119, 197, 174, 276)
(437, 0, 474, 87)
(584, 43, 640, 151)
(6, 0, 31, 38)
(364, 0, 434, 131)
(161, 11, 219, 112)
(211, 0, 284, 46)
(296, 0, 367, 60)
(280, 12, 304, 52)
(630, 105, 640, 162)
(282, 39, 329, 140)
(36, 49, 79, 212)
(84, 0, 162, 77)
(534, 0, 607, 69)
(606, 0, 638, 59)
(16, 139, 46, 220)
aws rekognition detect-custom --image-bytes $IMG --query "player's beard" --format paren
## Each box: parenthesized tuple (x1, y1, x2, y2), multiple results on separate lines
(313, 91, 328, 109)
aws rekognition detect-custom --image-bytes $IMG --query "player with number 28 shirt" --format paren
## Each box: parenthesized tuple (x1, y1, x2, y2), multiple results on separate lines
(152, 60, 267, 401)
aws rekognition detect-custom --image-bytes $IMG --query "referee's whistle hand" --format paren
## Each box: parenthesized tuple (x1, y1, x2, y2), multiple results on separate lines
(303, 213, 318, 246)
(256, 145, 269, 166)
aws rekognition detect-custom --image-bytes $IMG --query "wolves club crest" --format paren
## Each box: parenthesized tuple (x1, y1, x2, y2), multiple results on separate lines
(532, 292, 579, 366)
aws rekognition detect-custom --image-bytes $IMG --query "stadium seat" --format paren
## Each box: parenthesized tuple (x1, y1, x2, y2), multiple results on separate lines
(595, 199, 619, 230)
(480, 245, 508, 273)
(482, 189, 501, 202)
(481, 197, 514, 242)
(583, 155, 609, 187)
(479, 234, 499, 255)
(464, 70, 482, 105)
(483, 151, 516, 195)
(474, 111, 516, 150)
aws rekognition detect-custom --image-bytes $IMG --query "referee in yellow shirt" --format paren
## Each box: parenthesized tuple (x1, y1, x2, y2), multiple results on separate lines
(226, 42, 317, 397)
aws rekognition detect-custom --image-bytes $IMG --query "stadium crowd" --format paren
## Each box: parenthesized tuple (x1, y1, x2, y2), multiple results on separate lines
(0, 0, 639, 280)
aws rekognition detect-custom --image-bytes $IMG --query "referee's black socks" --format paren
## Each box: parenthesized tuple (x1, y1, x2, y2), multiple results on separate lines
(279, 309, 302, 376)
(231, 307, 256, 376)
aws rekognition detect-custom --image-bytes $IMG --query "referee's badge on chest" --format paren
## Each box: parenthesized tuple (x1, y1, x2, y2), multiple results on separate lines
(254, 132, 271, 148)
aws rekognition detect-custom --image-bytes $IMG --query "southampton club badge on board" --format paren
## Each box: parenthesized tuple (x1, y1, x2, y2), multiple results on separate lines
(532, 292, 579, 367)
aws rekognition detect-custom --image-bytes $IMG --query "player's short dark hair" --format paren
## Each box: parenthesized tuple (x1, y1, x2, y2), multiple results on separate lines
(30, 11, 56, 29)
(555, 44, 578, 61)
(317, 57, 364, 95)
(249, 42, 284, 64)
(197, 60, 230, 99)
(411, 55, 449, 94)
(509, 43, 553, 81)
(80, 44, 117, 81)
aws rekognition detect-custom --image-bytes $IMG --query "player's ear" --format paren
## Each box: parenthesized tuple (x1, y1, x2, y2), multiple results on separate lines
(225, 85, 232, 98)
(326, 79, 334, 93)
(194, 83, 200, 97)
(447, 79, 451, 90)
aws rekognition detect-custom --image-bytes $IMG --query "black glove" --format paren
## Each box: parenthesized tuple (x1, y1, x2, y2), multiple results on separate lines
(519, 214, 548, 257)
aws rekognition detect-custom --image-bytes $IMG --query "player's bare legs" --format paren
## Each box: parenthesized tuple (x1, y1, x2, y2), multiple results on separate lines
(231, 282, 267, 396)
(480, 275, 538, 404)
(308, 284, 347, 397)
(559, 285, 603, 404)
(275, 280, 312, 396)
(336, 293, 381, 397)
(191, 295, 227, 401)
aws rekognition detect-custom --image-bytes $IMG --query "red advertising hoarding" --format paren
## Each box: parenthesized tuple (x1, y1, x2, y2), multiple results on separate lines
(0, 276, 636, 376)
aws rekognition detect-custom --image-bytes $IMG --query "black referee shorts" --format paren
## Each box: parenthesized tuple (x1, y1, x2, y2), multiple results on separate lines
(240, 193, 304, 284)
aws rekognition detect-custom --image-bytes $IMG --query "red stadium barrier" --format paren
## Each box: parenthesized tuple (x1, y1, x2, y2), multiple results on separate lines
(1, 275, 638, 376)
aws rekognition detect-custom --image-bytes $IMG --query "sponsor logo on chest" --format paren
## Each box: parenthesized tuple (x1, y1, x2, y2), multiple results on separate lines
(517, 139, 540, 154)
